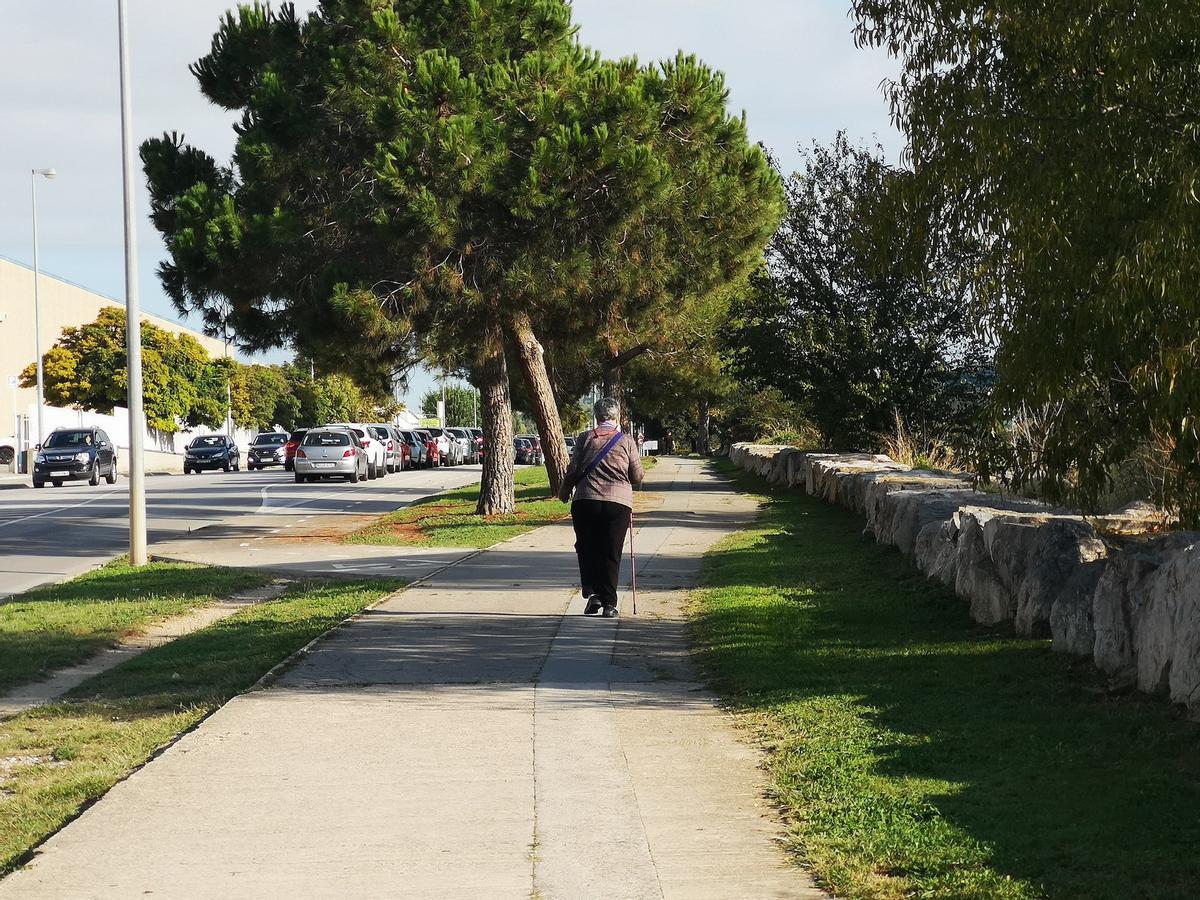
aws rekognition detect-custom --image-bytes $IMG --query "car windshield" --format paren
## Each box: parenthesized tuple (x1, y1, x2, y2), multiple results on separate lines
(191, 436, 225, 448)
(44, 431, 94, 448)
(371, 427, 388, 440)
(304, 432, 350, 447)
(515, 439, 529, 448)
(253, 434, 287, 446)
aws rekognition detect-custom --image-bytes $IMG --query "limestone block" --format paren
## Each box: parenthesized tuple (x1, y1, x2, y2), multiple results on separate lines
(914, 518, 959, 585)
(1092, 534, 1199, 700)
(874, 489, 979, 557)
(863, 470, 975, 536)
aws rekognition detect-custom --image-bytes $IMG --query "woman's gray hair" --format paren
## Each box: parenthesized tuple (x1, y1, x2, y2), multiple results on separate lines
(593, 397, 621, 423)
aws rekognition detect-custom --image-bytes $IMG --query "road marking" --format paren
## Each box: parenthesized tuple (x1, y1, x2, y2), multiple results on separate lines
(0, 488, 122, 532)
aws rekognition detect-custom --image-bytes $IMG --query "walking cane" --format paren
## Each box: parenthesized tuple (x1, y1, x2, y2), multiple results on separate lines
(629, 509, 638, 616)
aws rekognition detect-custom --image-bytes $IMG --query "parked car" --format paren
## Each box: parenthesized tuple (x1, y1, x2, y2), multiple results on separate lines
(423, 427, 463, 466)
(447, 427, 477, 464)
(414, 429, 440, 468)
(368, 424, 404, 473)
(33, 427, 118, 489)
(399, 429, 427, 468)
(564, 435, 576, 457)
(247, 432, 289, 470)
(183, 434, 240, 474)
(282, 429, 309, 471)
(326, 423, 387, 478)
(468, 427, 484, 459)
(385, 425, 413, 470)
(514, 437, 538, 465)
(293, 427, 369, 483)
(516, 434, 544, 465)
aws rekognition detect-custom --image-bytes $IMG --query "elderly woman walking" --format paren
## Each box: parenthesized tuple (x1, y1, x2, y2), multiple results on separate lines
(558, 398, 644, 618)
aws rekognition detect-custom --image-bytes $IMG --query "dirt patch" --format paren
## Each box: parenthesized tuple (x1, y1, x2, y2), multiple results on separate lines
(380, 521, 430, 543)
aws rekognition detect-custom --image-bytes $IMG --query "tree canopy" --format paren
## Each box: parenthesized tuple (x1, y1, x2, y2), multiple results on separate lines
(20, 307, 228, 435)
(727, 137, 988, 450)
(420, 385, 476, 427)
(22, 308, 393, 436)
(142, 0, 782, 510)
(853, 0, 1200, 520)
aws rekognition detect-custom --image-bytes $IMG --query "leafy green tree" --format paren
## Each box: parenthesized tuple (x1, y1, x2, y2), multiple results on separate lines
(230, 364, 295, 432)
(420, 386, 476, 427)
(727, 137, 988, 450)
(853, 0, 1200, 520)
(20, 307, 228, 434)
(141, 1, 781, 512)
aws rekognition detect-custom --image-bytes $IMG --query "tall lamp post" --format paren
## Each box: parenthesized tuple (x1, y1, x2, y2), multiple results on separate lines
(117, 0, 147, 565)
(30, 167, 57, 449)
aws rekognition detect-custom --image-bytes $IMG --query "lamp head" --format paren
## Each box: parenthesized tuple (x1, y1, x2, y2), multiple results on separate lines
(35, 168, 57, 180)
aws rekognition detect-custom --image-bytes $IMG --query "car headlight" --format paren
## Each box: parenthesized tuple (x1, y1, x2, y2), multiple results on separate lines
(35, 453, 47, 464)
(75, 451, 91, 463)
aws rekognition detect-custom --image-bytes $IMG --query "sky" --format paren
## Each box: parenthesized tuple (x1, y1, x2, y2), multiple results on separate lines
(0, 0, 901, 411)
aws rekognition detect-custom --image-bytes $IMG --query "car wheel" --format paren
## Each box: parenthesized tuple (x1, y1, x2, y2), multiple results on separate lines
(183, 466, 190, 475)
(223, 463, 231, 473)
(295, 472, 305, 484)
(348, 467, 360, 484)
(106, 465, 117, 484)
(34, 480, 45, 489)
(52, 480, 63, 488)
(234, 461, 240, 472)
(89, 464, 100, 486)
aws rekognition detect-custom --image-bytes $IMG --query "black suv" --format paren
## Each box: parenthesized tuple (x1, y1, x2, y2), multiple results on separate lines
(184, 434, 241, 474)
(33, 427, 118, 489)
(247, 432, 289, 470)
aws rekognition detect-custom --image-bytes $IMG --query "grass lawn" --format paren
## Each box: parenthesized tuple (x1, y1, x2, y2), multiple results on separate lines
(0, 562, 272, 695)
(691, 459, 1200, 900)
(0, 577, 399, 874)
(347, 457, 657, 549)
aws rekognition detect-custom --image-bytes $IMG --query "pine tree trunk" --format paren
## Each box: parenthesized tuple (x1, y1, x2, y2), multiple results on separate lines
(476, 322, 516, 515)
(508, 312, 569, 497)
(697, 400, 711, 457)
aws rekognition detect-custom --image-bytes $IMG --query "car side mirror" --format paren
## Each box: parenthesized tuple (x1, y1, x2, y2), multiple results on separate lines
(35, 443, 41, 450)
(99, 441, 108, 448)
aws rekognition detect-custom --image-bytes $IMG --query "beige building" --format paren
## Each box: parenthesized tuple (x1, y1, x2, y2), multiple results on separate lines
(0, 256, 228, 449)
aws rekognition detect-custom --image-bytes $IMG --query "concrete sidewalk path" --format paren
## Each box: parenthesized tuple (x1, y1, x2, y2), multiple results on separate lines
(0, 457, 822, 899)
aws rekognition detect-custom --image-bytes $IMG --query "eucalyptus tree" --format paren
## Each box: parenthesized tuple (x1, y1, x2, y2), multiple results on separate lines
(853, 0, 1200, 520)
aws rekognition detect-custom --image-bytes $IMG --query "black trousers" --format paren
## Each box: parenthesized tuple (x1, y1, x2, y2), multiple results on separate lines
(571, 499, 631, 606)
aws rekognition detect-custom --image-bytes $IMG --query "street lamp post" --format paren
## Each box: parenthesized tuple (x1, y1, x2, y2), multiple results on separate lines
(30, 167, 56, 449)
(117, 0, 147, 565)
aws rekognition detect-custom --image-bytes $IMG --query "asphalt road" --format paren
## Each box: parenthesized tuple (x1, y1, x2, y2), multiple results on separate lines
(0, 465, 482, 600)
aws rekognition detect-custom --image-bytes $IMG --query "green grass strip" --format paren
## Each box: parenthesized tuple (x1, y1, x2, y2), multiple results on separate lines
(347, 466, 568, 548)
(691, 459, 1200, 900)
(0, 577, 400, 873)
(0, 562, 272, 695)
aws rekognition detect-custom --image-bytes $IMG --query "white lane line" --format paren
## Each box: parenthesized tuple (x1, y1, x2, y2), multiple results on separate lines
(0, 488, 123, 532)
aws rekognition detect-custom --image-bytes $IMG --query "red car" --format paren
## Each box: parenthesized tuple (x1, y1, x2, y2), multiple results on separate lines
(283, 429, 309, 472)
(414, 429, 440, 468)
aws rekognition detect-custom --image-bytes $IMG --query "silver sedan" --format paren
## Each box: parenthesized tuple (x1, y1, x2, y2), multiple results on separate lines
(293, 428, 369, 483)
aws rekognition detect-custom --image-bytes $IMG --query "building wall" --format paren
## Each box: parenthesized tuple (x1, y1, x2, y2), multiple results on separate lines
(0, 257, 228, 446)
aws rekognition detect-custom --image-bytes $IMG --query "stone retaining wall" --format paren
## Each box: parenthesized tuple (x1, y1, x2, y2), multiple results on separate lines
(729, 443, 1200, 714)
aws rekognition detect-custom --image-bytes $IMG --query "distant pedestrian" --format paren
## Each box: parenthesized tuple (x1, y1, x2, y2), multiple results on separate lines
(559, 398, 644, 618)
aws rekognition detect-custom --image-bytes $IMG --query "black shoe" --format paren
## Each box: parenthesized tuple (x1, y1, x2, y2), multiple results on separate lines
(601, 605, 619, 619)
(583, 596, 603, 615)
